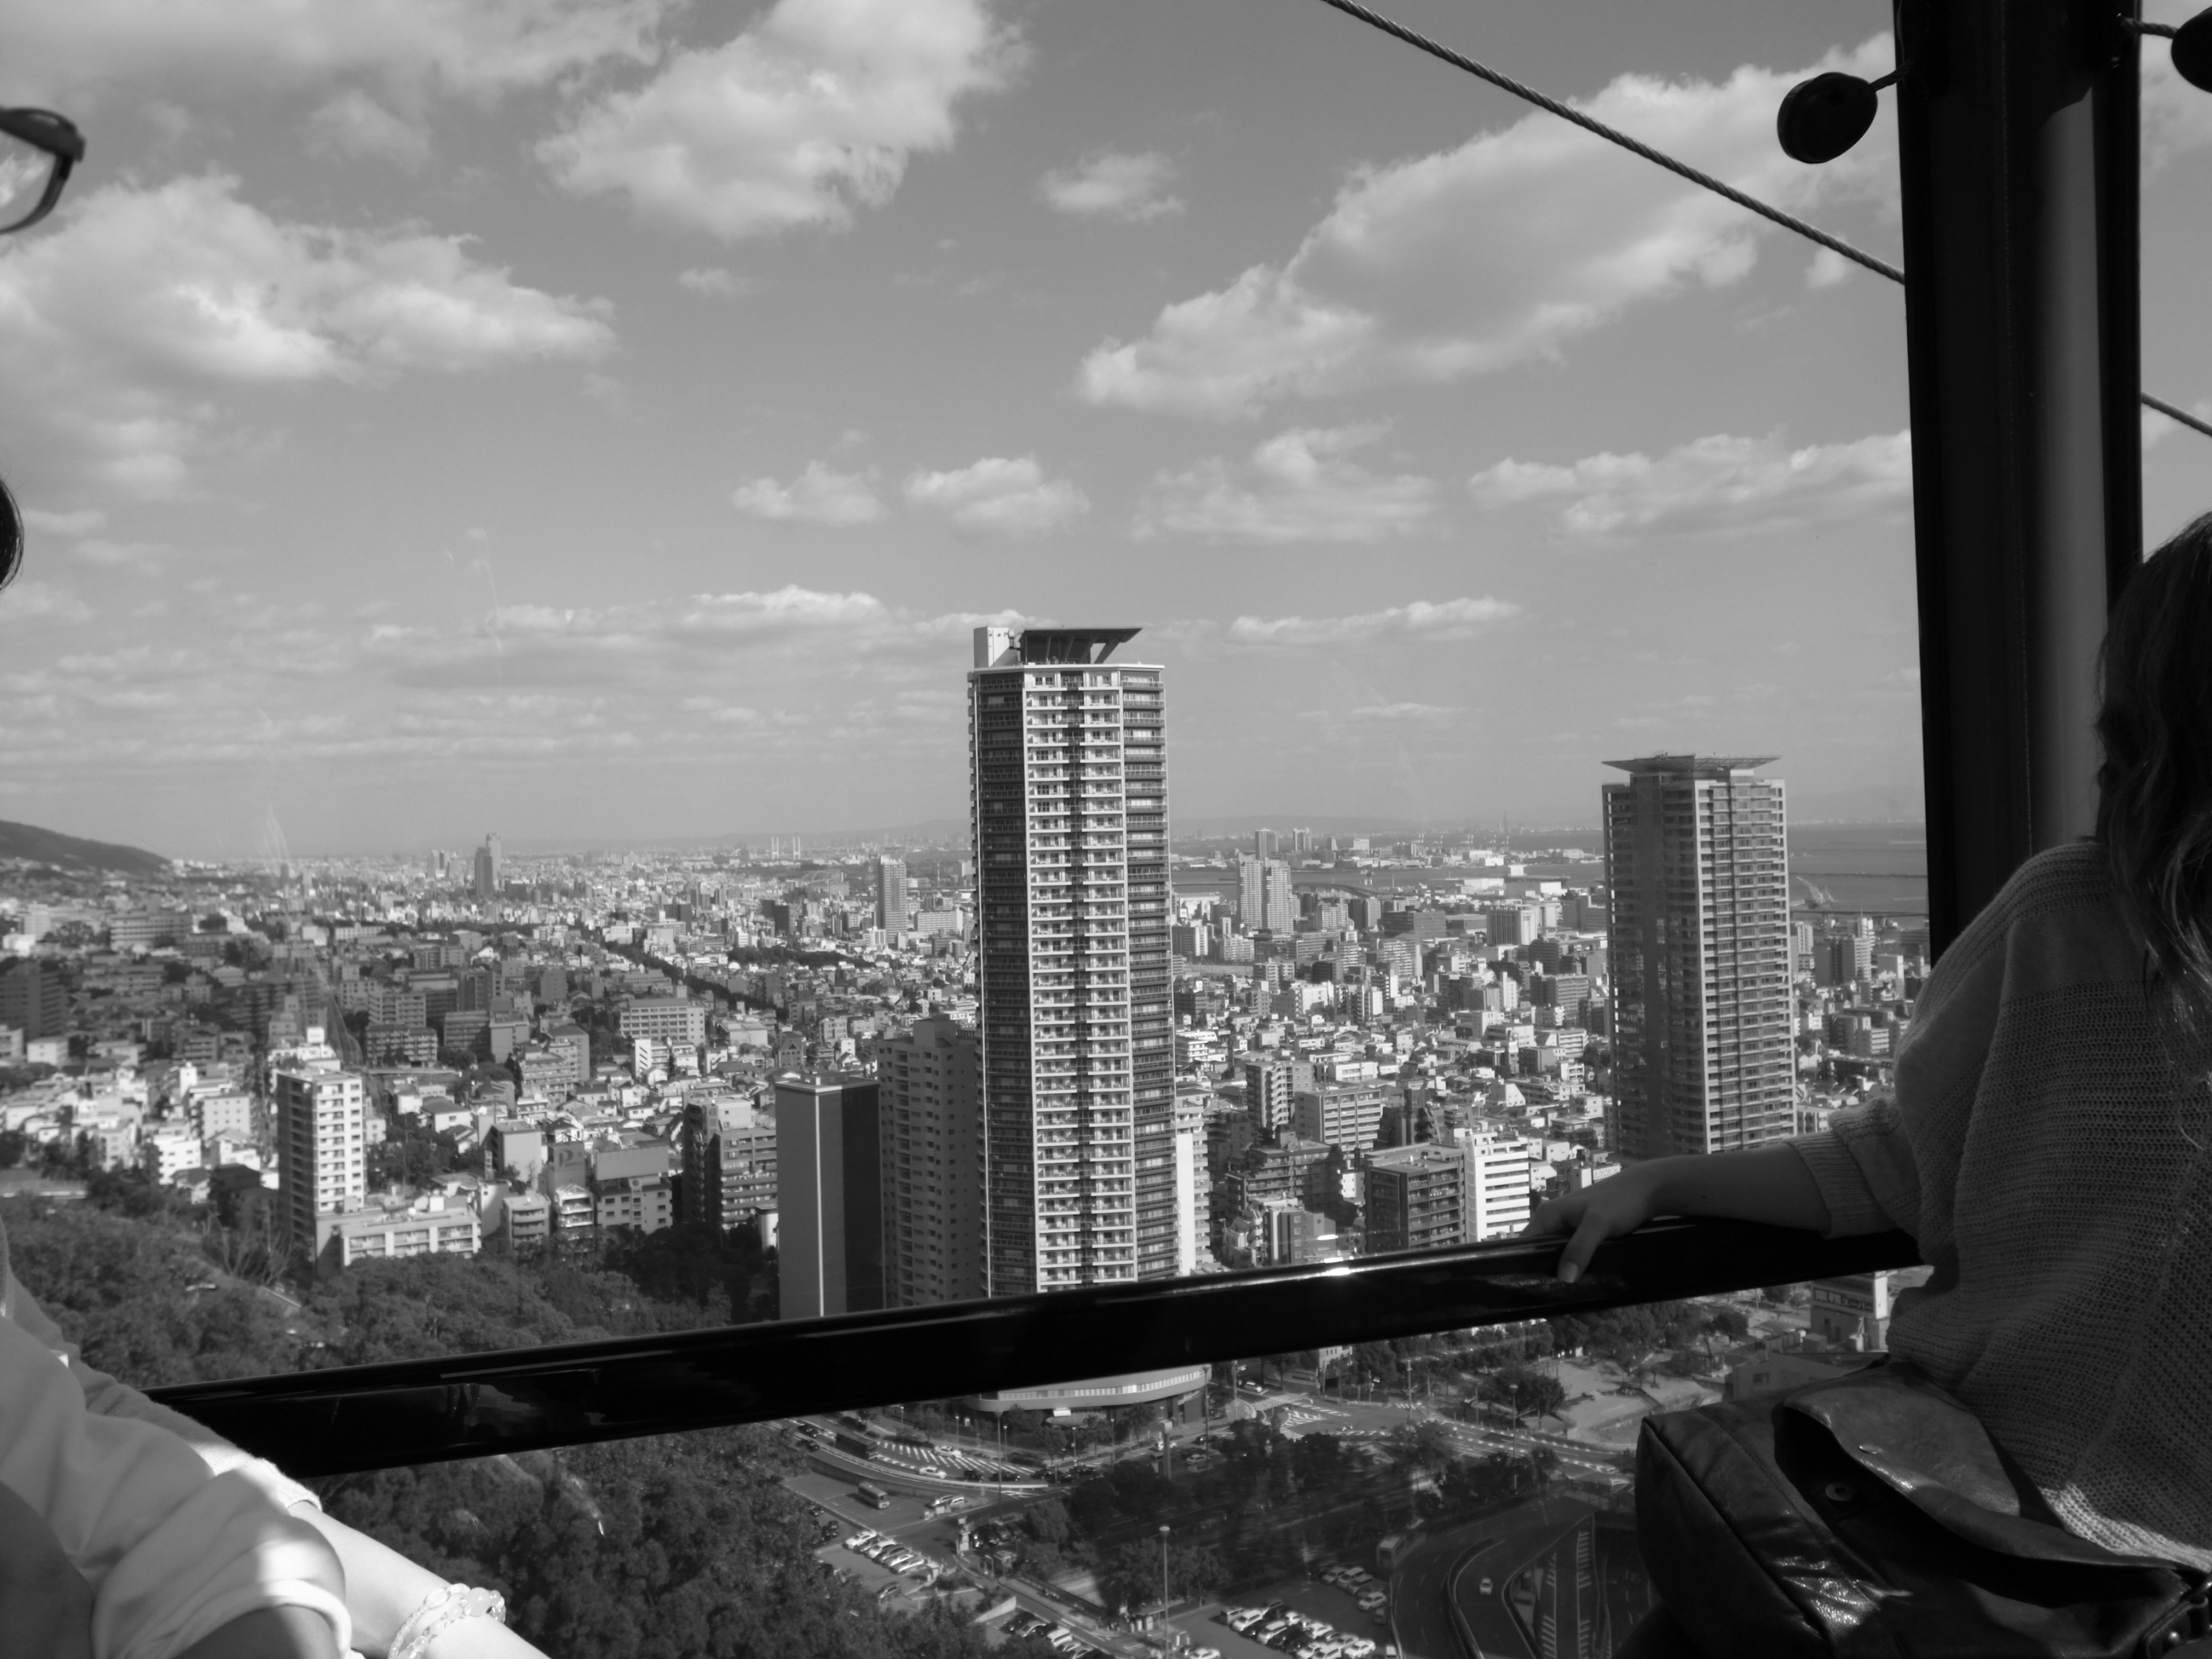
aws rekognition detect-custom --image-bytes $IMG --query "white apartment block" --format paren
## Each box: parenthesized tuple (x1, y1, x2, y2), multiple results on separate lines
(274, 1062, 367, 1251)
(879, 1015, 986, 1306)
(316, 1199, 479, 1270)
(1465, 1131, 1533, 1241)
(619, 998, 707, 1046)
(141, 1124, 201, 1184)
(971, 626, 1171, 1294)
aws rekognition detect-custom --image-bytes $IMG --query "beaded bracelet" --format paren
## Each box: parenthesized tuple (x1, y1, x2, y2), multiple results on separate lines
(390, 1583, 507, 1659)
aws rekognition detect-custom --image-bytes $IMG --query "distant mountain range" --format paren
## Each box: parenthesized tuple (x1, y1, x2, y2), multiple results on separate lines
(0, 820, 170, 877)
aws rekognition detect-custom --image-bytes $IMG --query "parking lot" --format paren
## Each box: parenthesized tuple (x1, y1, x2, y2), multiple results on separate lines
(1169, 1567, 1395, 1659)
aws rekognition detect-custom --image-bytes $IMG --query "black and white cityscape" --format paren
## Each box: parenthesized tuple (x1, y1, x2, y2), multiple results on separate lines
(0, 616, 1934, 1659)
(2, 0, 2192, 1653)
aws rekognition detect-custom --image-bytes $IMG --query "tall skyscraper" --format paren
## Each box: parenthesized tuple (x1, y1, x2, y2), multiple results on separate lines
(879, 1015, 986, 1306)
(274, 1060, 366, 1250)
(776, 1072, 884, 1319)
(472, 833, 502, 900)
(970, 626, 1171, 1293)
(874, 856, 908, 933)
(1253, 828, 1278, 858)
(1237, 855, 1294, 934)
(1603, 754, 1794, 1161)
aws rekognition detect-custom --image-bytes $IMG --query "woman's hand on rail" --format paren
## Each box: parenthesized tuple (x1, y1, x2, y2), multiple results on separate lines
(1522, 1167, 1662, 1284)
(1524, 1146, 1835, 1283)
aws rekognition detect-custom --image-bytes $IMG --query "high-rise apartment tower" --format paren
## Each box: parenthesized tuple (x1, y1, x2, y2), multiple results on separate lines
(1238, 855, 1294, 934)
(874, 856, 908, 934)
(969, 626, 1171, 1293)
(879, 1015, 986, 1306)
(274, 1060, 366, 1249)
(1603, 754, 1794, 1161)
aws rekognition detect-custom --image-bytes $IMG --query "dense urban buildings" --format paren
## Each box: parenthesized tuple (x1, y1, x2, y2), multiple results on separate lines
(968, 626, 1173, 1296)
(0, 631, 1927, 1445)
(1603, 755, 1796, 1161)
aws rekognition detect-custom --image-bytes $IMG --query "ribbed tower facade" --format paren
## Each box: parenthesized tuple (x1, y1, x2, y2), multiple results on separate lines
(1603, 754, 1794, 1161)
(970, 626, 1172, 1294)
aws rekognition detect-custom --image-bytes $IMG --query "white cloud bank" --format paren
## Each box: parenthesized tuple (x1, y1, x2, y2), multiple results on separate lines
(0, 173, 614, 497)
(541, 0, 1022, 241)
(731, 460, 885, 525)
(0, 0, 664, 100)
(1227, 597, 1518, 648)
(1040, 151, 1183, 221)
(904, 456, 1087, 535)
(305, 90, 433, 171)
(1078, 39, 1899, 418)
(1135, 424, 1438, 543)
(1468, 430, 1911, 540)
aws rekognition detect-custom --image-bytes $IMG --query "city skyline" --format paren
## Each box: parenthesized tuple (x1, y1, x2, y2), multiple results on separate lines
(25, 0, 2212, 854)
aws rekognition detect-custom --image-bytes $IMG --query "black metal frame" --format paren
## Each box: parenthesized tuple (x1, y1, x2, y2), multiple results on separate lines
(1900, 0, 2142, 953)
(147, 1220, 1918, 1475)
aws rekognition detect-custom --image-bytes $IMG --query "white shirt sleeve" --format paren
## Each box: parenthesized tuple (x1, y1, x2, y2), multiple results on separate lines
(3, 1269, 323, 1514)
(0, 1308, 351, 1659)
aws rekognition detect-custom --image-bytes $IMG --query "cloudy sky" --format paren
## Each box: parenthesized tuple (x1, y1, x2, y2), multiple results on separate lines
(2, 0, 2209, 858)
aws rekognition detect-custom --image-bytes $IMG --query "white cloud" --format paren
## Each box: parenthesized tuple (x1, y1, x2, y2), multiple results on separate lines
(0, 0, 664, 101)
(540, 0, 1022, 242)
(0, 173, 615, 495)
(1040, 151, 1183, 222)
(0, 582, 93, 625)
(305, 91, 433, 171)
(1468, 430, 1911, 540)
(731, 460, 885, 525)
(1302, 701, 1464, 724)
(677, 267, 756, 298)
(21, 508, 106, 537)
(1135, 424, 1438, 543)
(904, 456, 1087, 535)
(1227, 597, 1519, 648)
(1078, 39, 1898, 418)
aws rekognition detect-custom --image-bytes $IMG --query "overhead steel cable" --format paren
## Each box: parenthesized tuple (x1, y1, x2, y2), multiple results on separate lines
(1310, 0, 2212, 444)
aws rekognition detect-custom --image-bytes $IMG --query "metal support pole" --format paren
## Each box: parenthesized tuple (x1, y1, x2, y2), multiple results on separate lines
(1896, 0, 2142, 955)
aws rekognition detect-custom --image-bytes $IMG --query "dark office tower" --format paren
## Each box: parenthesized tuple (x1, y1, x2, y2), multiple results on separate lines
(776, 1072, 884, 1318)
(970, 626, 1172, 1293)
(1603, 755, 1795, 1161)
(874, 856, 908, 933)
(1254, 828, 1278, 858)
(0, 959, 67, 1040)
(472, 834, 501, 901)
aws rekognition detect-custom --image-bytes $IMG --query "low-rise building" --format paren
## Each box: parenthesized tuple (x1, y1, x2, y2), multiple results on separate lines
(315, 1198, 481, 1271)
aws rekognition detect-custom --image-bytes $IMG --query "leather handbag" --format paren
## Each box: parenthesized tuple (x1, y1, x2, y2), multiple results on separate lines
(1633, 1360, 2210, 1659)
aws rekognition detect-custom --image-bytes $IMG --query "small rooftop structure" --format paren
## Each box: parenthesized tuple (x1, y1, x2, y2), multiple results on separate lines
(972, 625, 1141, 668)
(1603, 753, 1779, 778)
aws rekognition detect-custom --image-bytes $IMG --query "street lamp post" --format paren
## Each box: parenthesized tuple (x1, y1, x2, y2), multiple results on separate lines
(1158, 1524, 1172, 1638)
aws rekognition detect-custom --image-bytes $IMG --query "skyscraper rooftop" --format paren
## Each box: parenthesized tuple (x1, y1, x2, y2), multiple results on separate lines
(1602, 754, 1780, 777)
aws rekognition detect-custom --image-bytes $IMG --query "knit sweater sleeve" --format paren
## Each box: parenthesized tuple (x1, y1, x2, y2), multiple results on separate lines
(0, 1306, 350, 1659)
(3, 1270, 322, 1516)
(1789, 892, 2012, 1243)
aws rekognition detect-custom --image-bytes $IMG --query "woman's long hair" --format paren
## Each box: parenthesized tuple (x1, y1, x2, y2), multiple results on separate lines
(2096, 512, 2212, 1028)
